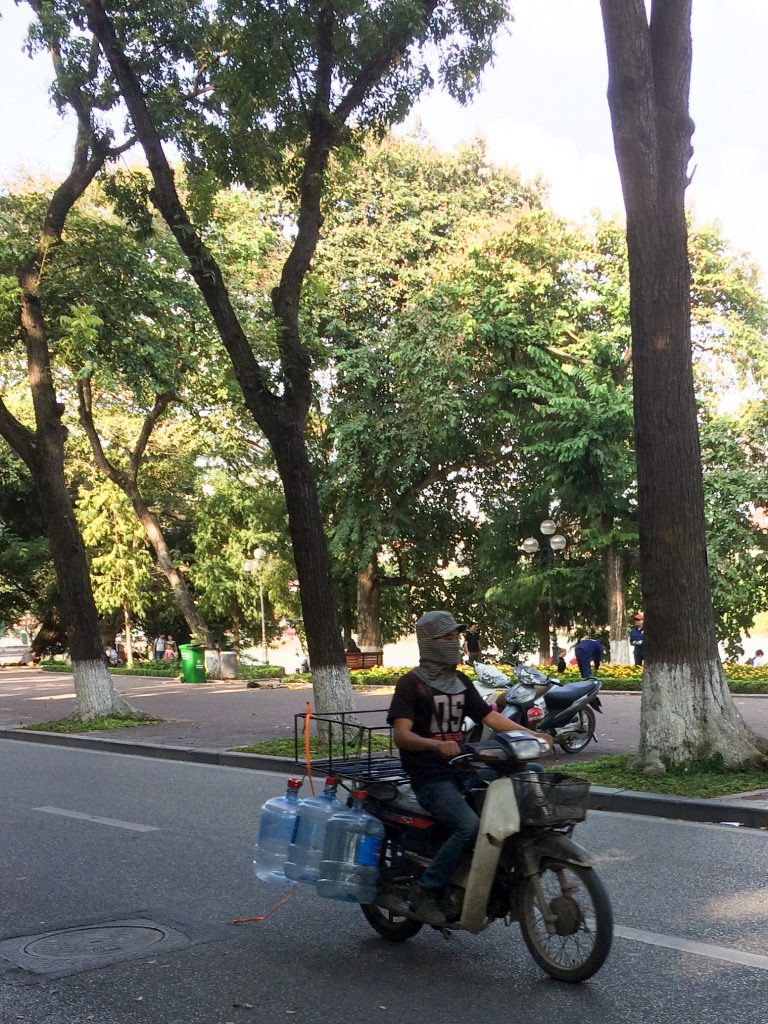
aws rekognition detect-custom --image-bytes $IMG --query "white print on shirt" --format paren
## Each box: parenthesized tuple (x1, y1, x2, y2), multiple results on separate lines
(430, 692, 465, 737)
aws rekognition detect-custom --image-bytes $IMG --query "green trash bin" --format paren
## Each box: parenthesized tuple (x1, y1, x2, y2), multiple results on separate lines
(179, 642, 206, 683)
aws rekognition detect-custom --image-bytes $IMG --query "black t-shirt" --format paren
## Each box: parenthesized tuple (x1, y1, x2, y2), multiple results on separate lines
(464, 630, 481, 653)
(387, 670, 492, 786)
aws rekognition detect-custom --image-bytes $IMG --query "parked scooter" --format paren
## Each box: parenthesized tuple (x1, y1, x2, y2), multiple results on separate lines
(354, 731, 613, 982)
(468, 661, 602, 754)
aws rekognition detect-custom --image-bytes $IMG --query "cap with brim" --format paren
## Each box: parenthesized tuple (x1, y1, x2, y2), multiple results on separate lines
(415, 610, 467, 640)
(634, 614, 644, 620)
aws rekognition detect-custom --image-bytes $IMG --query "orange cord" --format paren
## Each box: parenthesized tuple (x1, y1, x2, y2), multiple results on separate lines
(232, 885, 298, 924)
(304, 701, 315, 794)
(234, 711, 316, 926)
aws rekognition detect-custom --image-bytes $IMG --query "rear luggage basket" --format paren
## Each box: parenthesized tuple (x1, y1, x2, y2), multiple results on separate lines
(293, 709, 409, 784)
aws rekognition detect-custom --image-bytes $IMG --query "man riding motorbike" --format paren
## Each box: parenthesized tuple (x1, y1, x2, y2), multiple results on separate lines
(387, 610, 553, 926)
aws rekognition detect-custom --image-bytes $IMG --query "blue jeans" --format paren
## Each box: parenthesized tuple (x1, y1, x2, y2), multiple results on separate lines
(412, 777, 481, 892)
(575, 647, 600, 679)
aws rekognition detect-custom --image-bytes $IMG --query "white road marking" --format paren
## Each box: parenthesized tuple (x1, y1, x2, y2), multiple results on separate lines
(616, 924, 768, 971)
(34, 806, 160, 832)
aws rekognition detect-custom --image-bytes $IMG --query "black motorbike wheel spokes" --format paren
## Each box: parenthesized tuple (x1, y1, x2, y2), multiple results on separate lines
(558, 707, 596, 754)
(519, 862, 613, 982)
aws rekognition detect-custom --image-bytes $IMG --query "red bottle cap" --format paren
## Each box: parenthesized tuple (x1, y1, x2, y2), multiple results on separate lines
(287, 777, 302, 789)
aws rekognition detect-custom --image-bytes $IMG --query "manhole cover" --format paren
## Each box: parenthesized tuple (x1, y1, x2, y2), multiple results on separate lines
(25, 924, 166, 960)
(0, 917, 190, 977)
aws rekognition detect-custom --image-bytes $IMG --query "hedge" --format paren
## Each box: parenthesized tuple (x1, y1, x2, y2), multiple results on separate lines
(40, 660, 284, 681)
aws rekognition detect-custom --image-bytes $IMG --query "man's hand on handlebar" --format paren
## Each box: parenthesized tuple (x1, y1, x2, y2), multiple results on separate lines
(435, 739, 462, 758)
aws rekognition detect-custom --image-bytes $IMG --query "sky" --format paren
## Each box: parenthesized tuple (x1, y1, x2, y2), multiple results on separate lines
(1, 0, 767, 281)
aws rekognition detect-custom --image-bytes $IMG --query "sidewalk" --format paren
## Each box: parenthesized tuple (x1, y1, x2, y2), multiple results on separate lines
(2, 667, 768, 828)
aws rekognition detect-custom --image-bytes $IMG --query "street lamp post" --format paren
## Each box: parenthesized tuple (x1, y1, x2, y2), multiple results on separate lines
(523, 519, 567, 662)
(243, 546, 269, 665)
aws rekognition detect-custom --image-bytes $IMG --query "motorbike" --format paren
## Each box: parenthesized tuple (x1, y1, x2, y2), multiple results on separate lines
(467, 661, 602, 754)
(348, 731, 613, 983)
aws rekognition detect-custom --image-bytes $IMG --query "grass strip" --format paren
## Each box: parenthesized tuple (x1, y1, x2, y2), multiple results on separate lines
(24, 715, 165, 733)
(561, 753, 768, 798)
(231, 734, 394, 758)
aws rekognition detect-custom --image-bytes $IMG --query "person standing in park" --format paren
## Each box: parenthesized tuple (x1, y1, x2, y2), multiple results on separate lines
(574, 637, 604, 679)
(153, 634, 166, 661)
(463, 623, 482, 666)
(629, 614, 645, 666)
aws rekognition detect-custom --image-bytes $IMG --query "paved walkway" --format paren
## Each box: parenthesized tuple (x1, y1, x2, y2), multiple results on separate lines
(3, 666, 768, 761)
(0, 666, 651, 756)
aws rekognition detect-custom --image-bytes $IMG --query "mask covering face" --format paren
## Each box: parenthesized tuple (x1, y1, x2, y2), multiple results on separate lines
(414, 634, 465, 695)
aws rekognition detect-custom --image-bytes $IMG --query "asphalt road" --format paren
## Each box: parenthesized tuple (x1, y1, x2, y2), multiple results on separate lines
(2, 740, 768, 1024)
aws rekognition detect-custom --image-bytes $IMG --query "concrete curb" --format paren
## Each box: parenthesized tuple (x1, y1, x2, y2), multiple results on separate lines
(0, 727, 296, 776)
(587, 786, 768, 829)
(4, 727, 768, 830)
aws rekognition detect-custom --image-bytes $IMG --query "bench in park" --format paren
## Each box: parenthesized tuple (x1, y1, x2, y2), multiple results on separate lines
(345, 651, 384, 670)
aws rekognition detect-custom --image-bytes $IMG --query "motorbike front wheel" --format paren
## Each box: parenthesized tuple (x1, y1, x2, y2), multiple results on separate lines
(557, 706, 596, 754)
(519, 861, 613, 982)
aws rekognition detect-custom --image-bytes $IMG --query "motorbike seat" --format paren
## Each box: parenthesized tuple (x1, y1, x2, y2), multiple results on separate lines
(544, 680, 598, 708)
(386, 783, 431, 817)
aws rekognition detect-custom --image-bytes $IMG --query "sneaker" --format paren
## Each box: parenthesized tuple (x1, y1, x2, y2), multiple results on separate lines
(411, 887, 447, 926)
(440, 888, 464, 922)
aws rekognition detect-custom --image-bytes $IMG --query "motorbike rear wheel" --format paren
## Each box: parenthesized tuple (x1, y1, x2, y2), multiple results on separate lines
(557, 706, 596, 754)
(518, 861, 613, 982)
(360, 902, 423, 942)
(360, 837, 423, 942)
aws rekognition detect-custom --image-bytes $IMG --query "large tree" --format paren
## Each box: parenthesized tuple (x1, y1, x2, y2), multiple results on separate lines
(0, 24, 142, 718)
(599, 0, 766, 767)
(57, 0, 509, 714)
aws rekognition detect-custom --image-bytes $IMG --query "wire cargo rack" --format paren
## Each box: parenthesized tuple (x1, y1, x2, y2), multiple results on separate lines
(293, 709, 409, 784)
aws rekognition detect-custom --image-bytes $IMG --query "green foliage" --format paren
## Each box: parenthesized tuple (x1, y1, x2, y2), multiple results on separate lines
(189, 466, 299, 645)
(700, 407, 768, 658)
(238, 663, 286, 680)
(0, 446, 53, 628)
(77, 479, 155, 619)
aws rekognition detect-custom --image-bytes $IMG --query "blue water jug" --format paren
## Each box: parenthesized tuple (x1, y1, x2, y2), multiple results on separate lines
(285, 777, 340, 884)
(253, 777, 302, 885)
(316, 789, 385, 903)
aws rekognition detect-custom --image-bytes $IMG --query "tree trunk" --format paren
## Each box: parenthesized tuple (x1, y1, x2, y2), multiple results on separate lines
(538, 606, 550, 665)
(604, 540, 630, 664)
(269, 418, 352, 715)
(357, 559, 383, 651)
(81, 0, 456, 721)
(32, 435, 136, 719)
(0, 116, 141, 722)
(600, 0, 765, 766)
(129, 490, 211, 643)
(123, 605, 134, 666)
(232, 612, 241, 657)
